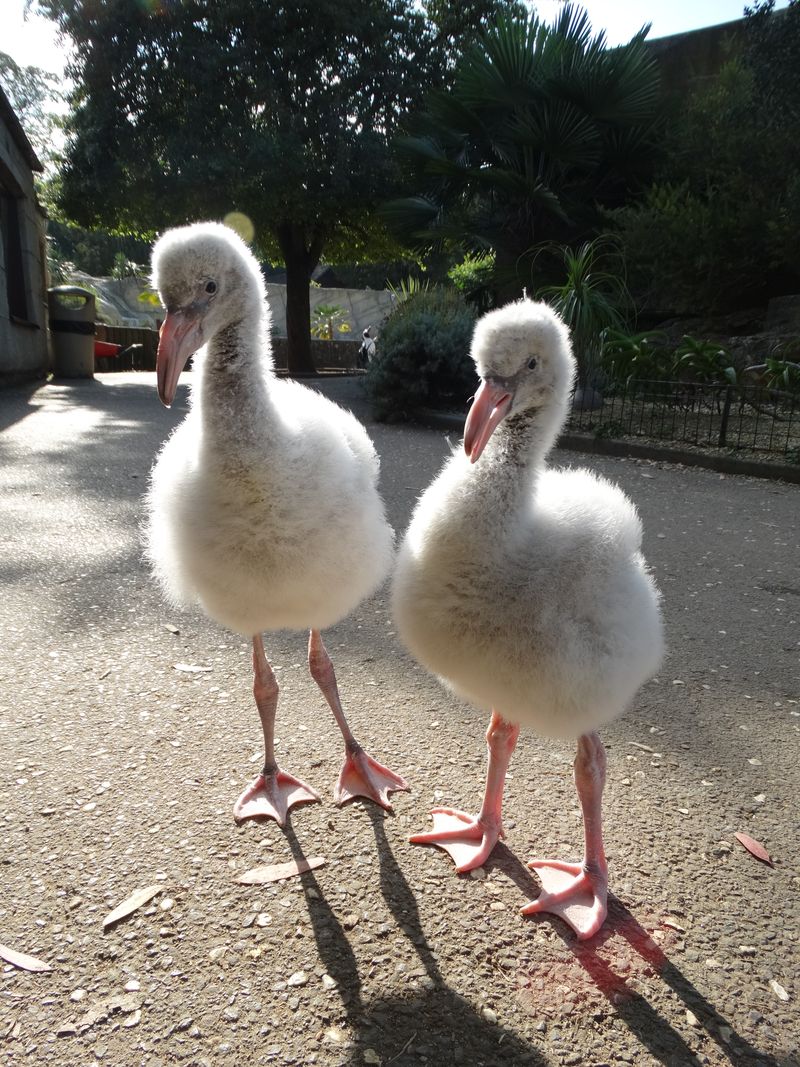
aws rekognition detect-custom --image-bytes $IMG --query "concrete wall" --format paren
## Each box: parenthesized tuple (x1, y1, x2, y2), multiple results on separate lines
(70, 271, 396, 339)
(0, 111, 49, 380)
(265, 284, 394, 339)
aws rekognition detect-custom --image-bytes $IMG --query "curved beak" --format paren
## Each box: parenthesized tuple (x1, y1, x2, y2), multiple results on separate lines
(463, 378, 513, 463)
(156, 308, 204, 407)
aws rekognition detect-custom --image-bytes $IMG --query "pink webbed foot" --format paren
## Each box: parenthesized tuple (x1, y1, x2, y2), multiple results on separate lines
(410, 808, 503, 872)
(233, 768, 321, 827)
(522, 859, 608, 940)
(334, 744, 409, 811)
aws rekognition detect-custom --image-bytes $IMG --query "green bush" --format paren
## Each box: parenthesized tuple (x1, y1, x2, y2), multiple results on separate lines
(611, 2, 800, 316)
(600, 328, 670, 384)
(365, 289, 477, 421)
(535, 238, 633, 385)
(448, 253, 496, 313)
(671, 336, 736, 384)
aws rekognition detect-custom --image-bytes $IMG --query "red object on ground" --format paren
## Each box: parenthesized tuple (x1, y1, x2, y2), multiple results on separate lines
(94, 340, 121, 358)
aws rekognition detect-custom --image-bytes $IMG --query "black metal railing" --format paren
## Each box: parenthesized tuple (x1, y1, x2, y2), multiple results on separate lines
(568, 379, 800, 462)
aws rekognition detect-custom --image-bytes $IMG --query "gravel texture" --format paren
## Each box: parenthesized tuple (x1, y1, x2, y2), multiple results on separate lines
(0, 371, 798, 1067)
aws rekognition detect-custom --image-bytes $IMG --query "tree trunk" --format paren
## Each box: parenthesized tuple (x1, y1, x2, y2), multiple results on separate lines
(277, 221, 325, 378)
(284, 254, 315, 377)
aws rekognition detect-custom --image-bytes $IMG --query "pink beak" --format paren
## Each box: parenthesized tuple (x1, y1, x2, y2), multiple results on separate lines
(463, 379, 513, 463)
(156, 308, 204, 407)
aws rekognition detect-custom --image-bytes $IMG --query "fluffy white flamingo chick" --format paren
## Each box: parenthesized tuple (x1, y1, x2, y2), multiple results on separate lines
(392, 298, 663, 938)
(146, 222, 407, 825)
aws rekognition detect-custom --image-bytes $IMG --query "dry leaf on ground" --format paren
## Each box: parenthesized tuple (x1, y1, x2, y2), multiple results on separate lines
(734, 831, 773, 866)
(769, 980, 790, 1002)
(102, 886, 163, 929)
(236, 856, 326, 885)
(0, 942, 51, 972)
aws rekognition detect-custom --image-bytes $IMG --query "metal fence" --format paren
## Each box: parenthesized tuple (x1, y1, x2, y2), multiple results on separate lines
(568, 379, 800, 461)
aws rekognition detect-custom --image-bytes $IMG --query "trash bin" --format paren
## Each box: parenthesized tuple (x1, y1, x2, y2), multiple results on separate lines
(48, 286, 96, 378)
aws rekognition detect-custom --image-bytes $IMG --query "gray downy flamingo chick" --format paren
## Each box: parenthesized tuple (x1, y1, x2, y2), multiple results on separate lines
(146, 221, 407, 825)
(392, 298, 663, 939)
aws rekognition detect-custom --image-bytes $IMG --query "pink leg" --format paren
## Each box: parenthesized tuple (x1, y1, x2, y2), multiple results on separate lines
(233, 635, 320, 826)
(522, 732, 608, 940)
(410, 711, 519, 872)
(308, 629, 409, 810)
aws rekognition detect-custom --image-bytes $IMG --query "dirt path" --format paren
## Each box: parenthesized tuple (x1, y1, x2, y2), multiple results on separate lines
(0, 372, 797, 1067)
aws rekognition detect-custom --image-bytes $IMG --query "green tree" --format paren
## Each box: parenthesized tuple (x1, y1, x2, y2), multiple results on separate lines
(384, 4, 661, 296)
(612, 1, 800, 314)
(423, 0, 528, 67)
(36, 0, 509, 374)
(0, 52, 64, 171)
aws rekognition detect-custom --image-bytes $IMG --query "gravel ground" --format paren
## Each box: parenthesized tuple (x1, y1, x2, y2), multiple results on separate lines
(0, 371, 798, 1067)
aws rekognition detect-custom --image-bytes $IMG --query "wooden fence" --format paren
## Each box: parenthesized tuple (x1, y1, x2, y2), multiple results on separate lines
(95, 324, 159, 371)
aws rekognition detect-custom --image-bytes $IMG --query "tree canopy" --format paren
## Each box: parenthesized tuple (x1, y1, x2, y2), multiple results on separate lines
(0, 52, 64, 171)
(37, 0, 517, 373)
(612, 0, 800, 315)
(384, 3, 661, 296)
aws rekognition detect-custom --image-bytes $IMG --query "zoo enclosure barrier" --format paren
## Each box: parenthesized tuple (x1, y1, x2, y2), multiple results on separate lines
(568, 378, 799, 461)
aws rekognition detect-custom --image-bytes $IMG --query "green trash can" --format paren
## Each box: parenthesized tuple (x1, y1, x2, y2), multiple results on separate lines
(48, 286, 96, 378)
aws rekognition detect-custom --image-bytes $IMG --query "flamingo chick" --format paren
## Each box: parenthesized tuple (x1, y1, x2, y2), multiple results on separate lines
(146, 222, 407, 826)
(392, 299, 663, 939)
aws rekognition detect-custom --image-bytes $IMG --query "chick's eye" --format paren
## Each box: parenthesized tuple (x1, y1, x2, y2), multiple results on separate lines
(527, 356, 537, 370)
(205, 280, 217, 295)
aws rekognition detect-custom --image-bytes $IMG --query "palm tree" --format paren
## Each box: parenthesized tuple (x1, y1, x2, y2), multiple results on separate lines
(384, 4, 661, 294)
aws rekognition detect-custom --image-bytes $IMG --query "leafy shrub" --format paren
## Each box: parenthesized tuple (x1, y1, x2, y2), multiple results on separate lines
(365, 289, 477, 421)
(448, 253, 496, 313)
(746, 357, 800, 394)
(611, 3, 800, 316)
(600, 328, 669, 384)
(385, 276, 431, 301)
(535, 238, 633, 385)
(671, 336, 736, 384)
(594, 419, 628, 440)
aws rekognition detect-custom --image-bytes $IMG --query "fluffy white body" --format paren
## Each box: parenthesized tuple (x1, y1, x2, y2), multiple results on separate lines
(148, 377, 393, 636)
(395, 298, 664, 938)
(393, 303, 663, 739)
(146, 226, 393, 637)
(394, 462, 662, 739)
(143, 222, 406, 826)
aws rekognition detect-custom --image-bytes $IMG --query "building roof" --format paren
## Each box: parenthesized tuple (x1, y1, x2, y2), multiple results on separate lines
(0, 81, 44, 174)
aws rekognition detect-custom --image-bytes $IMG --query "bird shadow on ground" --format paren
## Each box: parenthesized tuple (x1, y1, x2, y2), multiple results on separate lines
(488, 844, 783, 1067)
(280, 809, 548, 1067)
